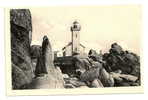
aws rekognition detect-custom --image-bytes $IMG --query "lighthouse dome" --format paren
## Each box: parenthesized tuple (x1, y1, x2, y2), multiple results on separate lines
(71, 21, 81, 31)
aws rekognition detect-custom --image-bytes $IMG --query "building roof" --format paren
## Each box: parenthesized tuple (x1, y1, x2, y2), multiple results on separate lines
(62, 42, 85, 50)
(73, 21, 79, 24)
(80, 43, 85, 48)
(62, 42, 72, 50)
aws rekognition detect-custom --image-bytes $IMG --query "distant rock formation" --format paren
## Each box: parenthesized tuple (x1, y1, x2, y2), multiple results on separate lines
(103, 43, 140, 77)
(10, 9, 34, 89)
(109, 43, 123, 55)
(103, 43, 140, 86)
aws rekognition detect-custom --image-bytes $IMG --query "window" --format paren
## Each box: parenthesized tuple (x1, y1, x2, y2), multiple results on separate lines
(74, 25, 77, 29)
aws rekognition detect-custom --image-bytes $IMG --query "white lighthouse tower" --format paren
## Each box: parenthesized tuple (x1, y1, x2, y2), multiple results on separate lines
(62, 21, 85, 57)
(70, 21, 81, 55)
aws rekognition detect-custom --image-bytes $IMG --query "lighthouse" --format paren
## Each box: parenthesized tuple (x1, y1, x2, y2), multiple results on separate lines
(62, 21, 85, 57)
(71, 21, 81, 55)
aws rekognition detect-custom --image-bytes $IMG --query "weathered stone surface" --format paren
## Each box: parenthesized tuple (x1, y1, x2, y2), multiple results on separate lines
(29, 36, 64, 89)
(80, 67, 101, 82)
(12, 63, 31, 89)
(30, 45, 42, 73)
(75, 58, 102, 82)
(74, 56, 91, 72)
(99, 68, 114, 87)
(34, 37, 50, 77)
(35, 48, 48, 77)
(68, 79, 86, 87)
(88, 49, 103, 62)
(62, 74, 69, 79)
(28, 67, 64, 89)
(110, 71, 139, 86)
(64, 76, 87, 88)
(91, 79, 103, 88)
(109, 43, 123, 55)
(10, 9, 32, 31)
(10, 9, 34, 89)
(72, 43, 140, 87)
(30, 45, 41, 59)
(42, 36, 54, 68)
(123, 52, 140, 77)
(102, 43, 140, 86)
(103, 43, 140, 77)
(64, 84, 76, 88)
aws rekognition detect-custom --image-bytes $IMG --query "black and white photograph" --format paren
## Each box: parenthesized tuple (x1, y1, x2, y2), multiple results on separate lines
(5, 5, 143, 95)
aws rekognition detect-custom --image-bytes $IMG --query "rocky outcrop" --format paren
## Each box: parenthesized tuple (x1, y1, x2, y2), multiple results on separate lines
(11, 9, 64, 89)
(10, 9, 34, 89)
(28, 66, 64, 89)
(28, 36, 64, 89)
(103, 43, 140, 86)
(72, 43, 140, 87)
(103, 43, 140, 77)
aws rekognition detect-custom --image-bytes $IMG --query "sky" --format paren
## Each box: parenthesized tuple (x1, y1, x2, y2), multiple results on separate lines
(30, 5, 141, 54)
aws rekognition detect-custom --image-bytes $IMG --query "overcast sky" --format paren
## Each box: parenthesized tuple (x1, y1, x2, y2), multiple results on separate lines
(30, 5, 141, 54)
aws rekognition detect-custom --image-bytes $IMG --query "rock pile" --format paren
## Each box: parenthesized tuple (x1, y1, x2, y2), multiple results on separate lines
(103, 43, 140, 77)
(72, 43, 140, 87)
(103, 43, 140, 86)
